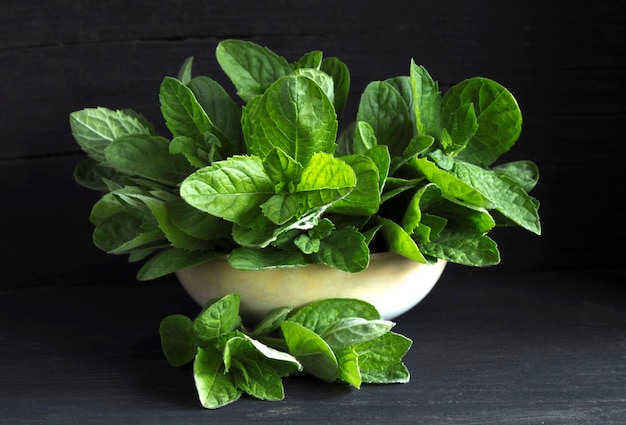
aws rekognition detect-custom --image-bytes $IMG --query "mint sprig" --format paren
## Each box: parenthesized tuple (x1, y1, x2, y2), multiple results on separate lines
(159, 294, 412, 409)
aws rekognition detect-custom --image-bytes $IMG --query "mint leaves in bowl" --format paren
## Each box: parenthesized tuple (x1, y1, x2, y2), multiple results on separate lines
(70, 39, 540, 408)
(71, 39, 540, 284)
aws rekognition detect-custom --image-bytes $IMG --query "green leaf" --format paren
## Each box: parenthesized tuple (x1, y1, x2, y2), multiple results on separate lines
(177, 56, 194, 85)
(353, 121, 377, 154)
(159, 76, 213, 141)
(188, 76, 242, 154)
(316, 226, 370, 272)
(357, 81, 413, 157)
(320, 57, 350, 120)
(442, 77, 522, 167)
(193, 293, 242, 345)
(216, 39, 292, 101)
(280, 321, 338, 382)
(410, 60, 441, 139)
(451, 161, 541, 234)
(288, 299, 381, 335)
(242, 75, 337, 165)
(441, 103, 478, 156)
(402, 183, 435, 234)
(421, 229, 500, 266)
(249, 306, 293, 338)
(180, 156, 274, 227)
(354, 332, 412, 384)
(294, 233, 320, 254)
(169, 135, 213, 168)
(291, 68, 335, 105)
(378, 217, 428, 263)
(321, 317, 395, 351)
(385, 76, 414, 124)
(294, 50, 323, 69)
(411, 157, 492, 208)
(228, 247, 309, 271)
(74, 158, 123, 191)
(167, 197, 232, 241)
(493, 160, 539, 192)
(194, 346, 242, 409)
(121, 193, 206, 250)
(260, 194, 299, 225)
(363, 145, 391, 193)
(136, 248, 223, 281)
(104, 135, 194, 186)
(262, 147, 303, 192)
(327, 154, 381, 216)
(92, 212, 164, 254)
(416, 184, 496, 235)
(159, 314, 196, 367)
(70, 107, 152, 162)
(223, 332, 301, 401)
(295, 153, 356, 210)
(336, 348, 362, 388)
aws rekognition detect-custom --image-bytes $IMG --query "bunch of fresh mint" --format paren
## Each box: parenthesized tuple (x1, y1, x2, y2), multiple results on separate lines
(159, 294, 412, 409)
(70, 39, 540, 282)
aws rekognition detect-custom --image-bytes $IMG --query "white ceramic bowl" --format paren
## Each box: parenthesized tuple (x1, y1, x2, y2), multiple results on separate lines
(176, 252, 446, 323)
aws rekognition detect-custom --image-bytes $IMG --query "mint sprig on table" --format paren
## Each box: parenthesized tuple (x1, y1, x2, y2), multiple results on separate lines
(70, 39, 540, 282)
(159, 294, 412, 409)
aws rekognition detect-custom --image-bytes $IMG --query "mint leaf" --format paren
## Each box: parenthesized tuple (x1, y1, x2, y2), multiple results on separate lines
(320, 57, 350, 120)
(442, 77, 522, 167)
(352, 121, 377, 154)
(262, 147, 303, 192)
(357, 80, 413, 157)
(159, 76, 212, 141)
(194, 345, 242, 409)
(320, 317, 395, 351)
(180, 155, 274, 227)
(493, 160, 539, 192)
(167, 197, 232, 241)
(450, 160, 541, 235)
(227, 246, 309, 271)
(441, 103, 478, 156)
(288, 298, 381, 335)
(378, 217, 428, 263)
(295, 152, 356, 210)
(249, 306, 293, 338)
(177, 56, 194, 85)
(291, 68, 335, 105)
(187, 76, 242, 154)
(410, 60, 441, 140)
(136, 248, 223, 281)
(70, 107, 152, 162)
(193, 293, 242, 345)
(421, 229, 500, 266)
(354, 332, 412, 384)
(104, 134, 194, 186)
(293, 50, 323, 69)
(223, 332, 301, 401)
(280, 321, 338, 382)
(327, 154, 381, 216)
(242, 75, 337, 165)
(159, 314, 196, 367)
(336, 348, 361, 388)
(315, 226, 370, 272)
(411, 157, 492, 208)
(216, 39, 292, 101)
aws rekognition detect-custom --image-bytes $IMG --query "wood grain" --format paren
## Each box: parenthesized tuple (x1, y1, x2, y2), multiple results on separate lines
(1, 0, 624, 274)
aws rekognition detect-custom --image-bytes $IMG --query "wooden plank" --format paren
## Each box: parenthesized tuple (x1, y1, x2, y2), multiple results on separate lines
(1, 268, 624, 423)
(1, 1, 624, 159)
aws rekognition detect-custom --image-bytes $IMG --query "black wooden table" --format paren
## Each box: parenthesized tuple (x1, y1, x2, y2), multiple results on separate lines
(1, 266, 624, 424)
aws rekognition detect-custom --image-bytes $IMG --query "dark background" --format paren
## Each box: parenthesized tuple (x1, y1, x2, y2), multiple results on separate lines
(2, 2, 626, 423)
(1, 0, 624, 286)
